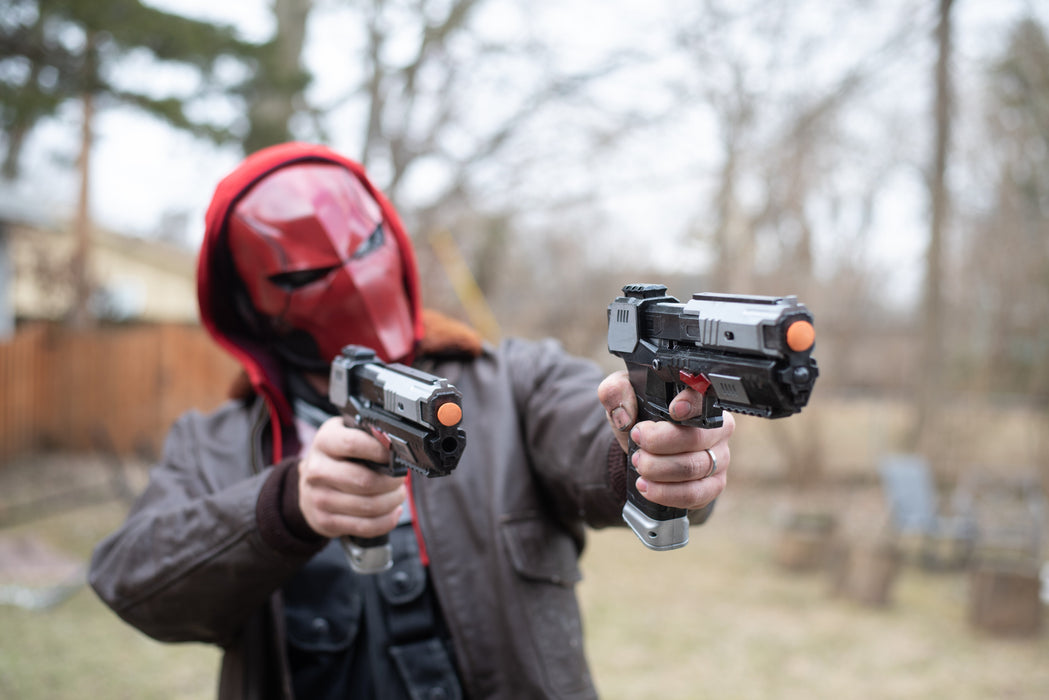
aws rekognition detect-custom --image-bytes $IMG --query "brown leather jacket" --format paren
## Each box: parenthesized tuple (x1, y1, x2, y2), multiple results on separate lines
(89, 337, 633, 699)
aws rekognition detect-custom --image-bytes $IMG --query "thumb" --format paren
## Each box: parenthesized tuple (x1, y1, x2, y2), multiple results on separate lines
(597, 370, 637, 452)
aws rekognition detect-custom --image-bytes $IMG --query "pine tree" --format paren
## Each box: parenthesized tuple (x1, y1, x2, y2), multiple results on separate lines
(0, 0, 260, 177)
(0, 0, 264, 325)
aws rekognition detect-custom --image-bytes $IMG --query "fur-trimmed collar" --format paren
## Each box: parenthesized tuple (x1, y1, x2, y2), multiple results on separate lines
(417, 309, 485, 359)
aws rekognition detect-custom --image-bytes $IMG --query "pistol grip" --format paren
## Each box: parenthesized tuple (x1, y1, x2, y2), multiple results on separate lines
(339, 456, 400, 574)
(623, 421, 689, 551)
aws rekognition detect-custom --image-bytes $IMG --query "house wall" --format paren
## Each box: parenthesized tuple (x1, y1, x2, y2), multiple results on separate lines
(7, 222, 198, 323)
(92, 238, 198, 321)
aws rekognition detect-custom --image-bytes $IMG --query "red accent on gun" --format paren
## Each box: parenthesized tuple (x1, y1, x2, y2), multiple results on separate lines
(679, 370, 711, 395)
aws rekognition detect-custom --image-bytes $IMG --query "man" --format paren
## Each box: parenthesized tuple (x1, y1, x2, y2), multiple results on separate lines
(89, 142, 734, 699)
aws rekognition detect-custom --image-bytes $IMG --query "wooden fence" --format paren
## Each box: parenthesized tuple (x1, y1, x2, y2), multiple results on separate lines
(0, 323, 240, 463)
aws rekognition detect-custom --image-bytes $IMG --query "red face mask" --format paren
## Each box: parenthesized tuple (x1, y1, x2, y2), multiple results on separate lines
(227, 162, 414, 365)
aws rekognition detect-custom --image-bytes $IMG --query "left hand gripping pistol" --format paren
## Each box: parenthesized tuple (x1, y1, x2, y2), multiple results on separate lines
(329, 345, 467, 573)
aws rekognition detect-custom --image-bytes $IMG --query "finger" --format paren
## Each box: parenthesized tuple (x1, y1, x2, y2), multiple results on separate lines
(313, 416, 391, 465)
(668, 385, 708, 421)
(306, 481, 408, 520)
(631, 412, 735, 456)
(597, 370, 637, 433)
(636, 468, 726, 511)
(301, 453, 406, 497)
(625, 419, 725, 461)
(299, 464, 407, 539)
(632, 441, 729, 484)
(305, 502, 406, 540)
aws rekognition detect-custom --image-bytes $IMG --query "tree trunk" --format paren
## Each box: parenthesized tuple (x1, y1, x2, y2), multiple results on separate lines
(244, 0, 312, 153)
(910, 0, 953, 453)
(70, 37, 97, 329)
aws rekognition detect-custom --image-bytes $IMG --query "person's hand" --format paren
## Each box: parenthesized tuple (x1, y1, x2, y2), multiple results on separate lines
(298, 417, 407, 539)
(598, 370, 734, 511)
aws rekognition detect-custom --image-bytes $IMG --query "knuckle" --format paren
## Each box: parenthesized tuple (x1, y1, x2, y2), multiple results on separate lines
(312, 489, 337, 513)
(632, 450, 650, 476)
(338, 428, 369, 454)
(300, 459, 328, 487)
(358, 495, 393, 518)
(343, 464, 376, 492)
(685, 450, 707, 478)
(682, 481, 711, 510)
(355, 514, 396, 539)
(312, 512, 339, 536)
(349, 518, 377, 538)
(598, 374, 626, 407)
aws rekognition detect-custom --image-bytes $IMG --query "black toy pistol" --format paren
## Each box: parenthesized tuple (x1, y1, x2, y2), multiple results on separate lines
(608, 284, 818, 550)
(329, 345, 467, 573)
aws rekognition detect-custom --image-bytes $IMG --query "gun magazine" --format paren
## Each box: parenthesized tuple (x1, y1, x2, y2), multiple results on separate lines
(622, 501, 689, 551)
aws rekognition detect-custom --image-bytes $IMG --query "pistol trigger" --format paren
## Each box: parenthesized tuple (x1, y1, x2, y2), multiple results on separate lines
(367, 425, 392, 450)
(679, 370, 711, 395)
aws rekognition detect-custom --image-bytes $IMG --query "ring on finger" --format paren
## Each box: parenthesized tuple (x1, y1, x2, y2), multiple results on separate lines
(703, 448, 718, 478)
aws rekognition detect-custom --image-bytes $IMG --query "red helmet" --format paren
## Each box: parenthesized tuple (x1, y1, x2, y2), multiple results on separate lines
(226, 161, 415, 366)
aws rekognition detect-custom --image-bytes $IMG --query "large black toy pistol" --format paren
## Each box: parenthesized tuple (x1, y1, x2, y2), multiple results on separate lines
(329, 345, 467, 573)
(607, 284, 818, 551)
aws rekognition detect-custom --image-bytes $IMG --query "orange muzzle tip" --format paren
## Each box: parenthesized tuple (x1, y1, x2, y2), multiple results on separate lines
(786, 320, 815, 352)
(437, 402, 463, 427)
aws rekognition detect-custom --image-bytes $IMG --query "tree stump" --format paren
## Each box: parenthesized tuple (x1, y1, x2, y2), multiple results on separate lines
(827, 540, 900, 607)
(969, 560, 1043, 636)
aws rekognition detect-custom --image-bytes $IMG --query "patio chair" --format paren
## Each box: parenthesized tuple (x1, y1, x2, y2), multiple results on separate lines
(878, 454, 978, 569)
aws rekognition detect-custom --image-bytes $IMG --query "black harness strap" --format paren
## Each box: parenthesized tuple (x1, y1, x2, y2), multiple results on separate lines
(378, 521, 463, 700)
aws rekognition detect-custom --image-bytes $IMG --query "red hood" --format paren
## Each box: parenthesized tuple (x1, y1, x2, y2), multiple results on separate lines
(197, 142, 424, 460)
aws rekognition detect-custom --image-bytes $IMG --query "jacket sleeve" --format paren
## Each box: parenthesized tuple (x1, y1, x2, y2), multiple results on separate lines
(505, 338, 718, 531)
(88, 408, 324, 646)
(502, 338, 629, 529)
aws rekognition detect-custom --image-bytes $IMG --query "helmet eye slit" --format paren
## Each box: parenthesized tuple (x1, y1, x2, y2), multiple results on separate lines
(351, 223, 385, 260)
(268, 266, 337, 290)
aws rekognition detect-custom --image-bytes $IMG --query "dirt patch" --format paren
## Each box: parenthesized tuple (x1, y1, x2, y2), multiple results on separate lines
(0, 534, 83, 585)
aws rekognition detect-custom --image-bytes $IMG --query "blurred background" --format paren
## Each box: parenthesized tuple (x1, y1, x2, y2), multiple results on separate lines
(1, 0, 1047, 698)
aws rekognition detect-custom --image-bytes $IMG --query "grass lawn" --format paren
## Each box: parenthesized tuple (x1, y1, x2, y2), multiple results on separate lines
(579, 487, 1049, 699)
(1, 455, 1046, 699)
